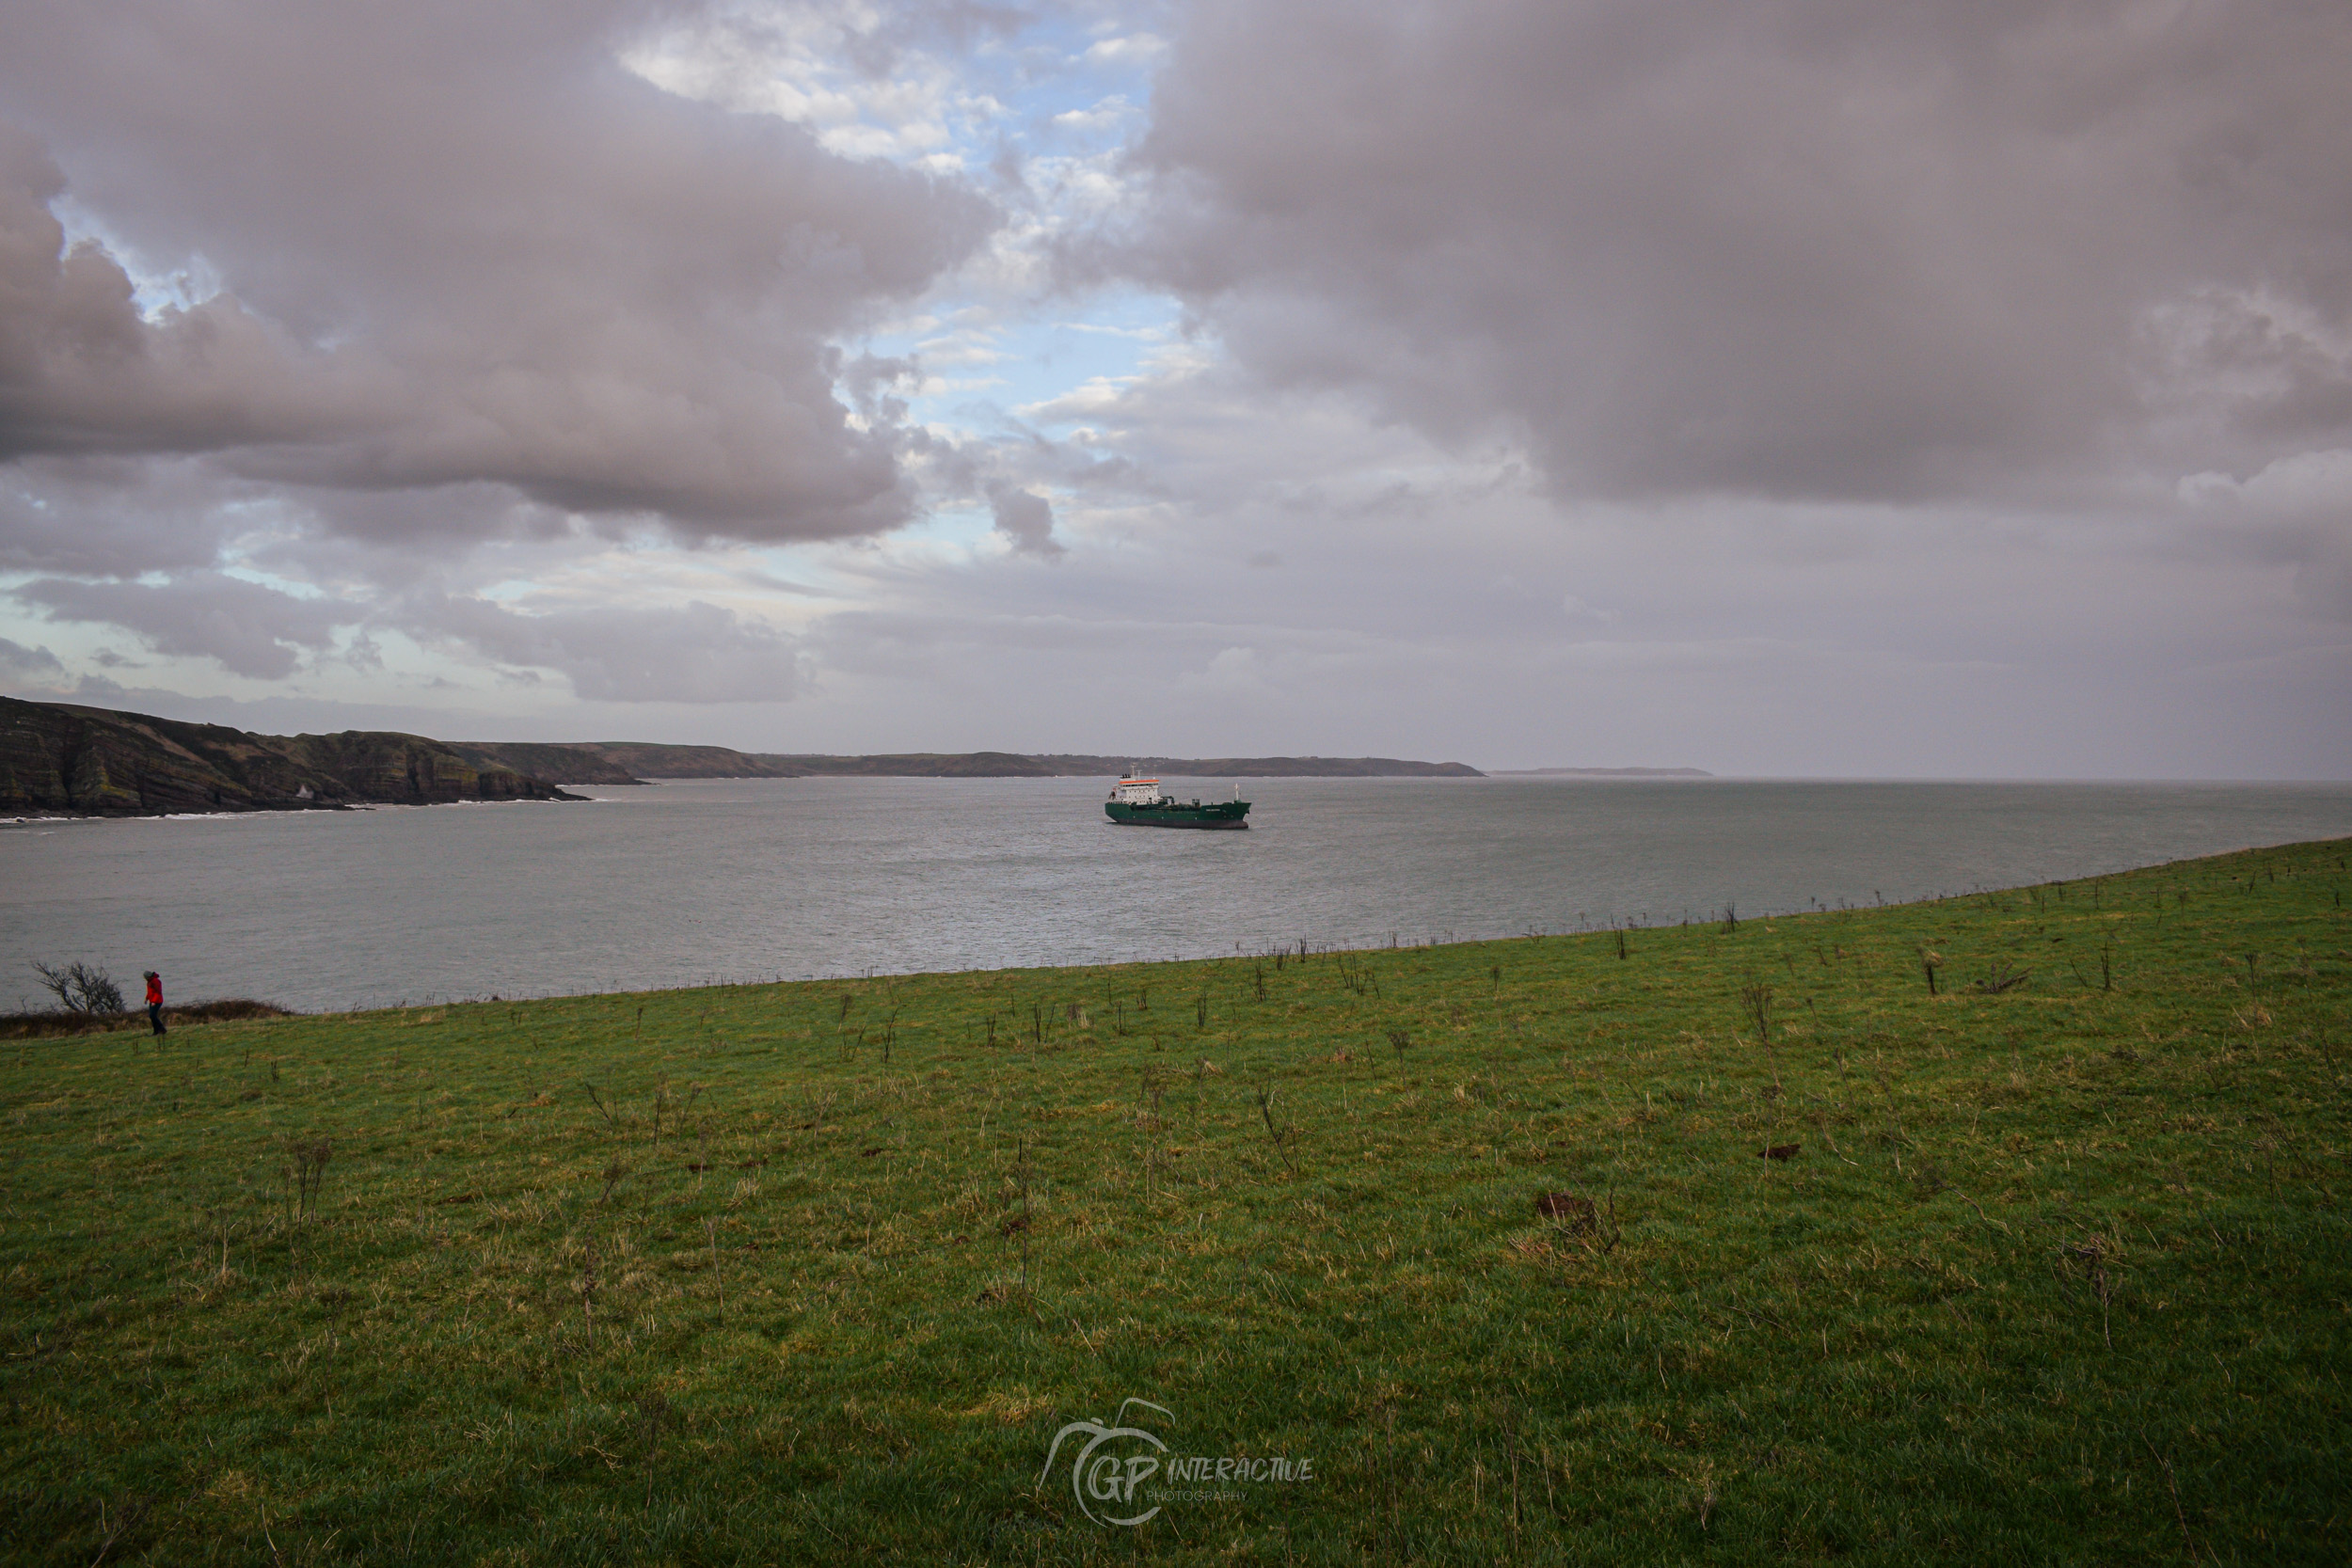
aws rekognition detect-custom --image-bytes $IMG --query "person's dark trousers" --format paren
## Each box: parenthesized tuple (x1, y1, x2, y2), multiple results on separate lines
(149, 1004, 166, 1037)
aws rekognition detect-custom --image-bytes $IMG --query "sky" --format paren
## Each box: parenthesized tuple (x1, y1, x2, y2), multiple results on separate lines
(1, 0, 2346, 778)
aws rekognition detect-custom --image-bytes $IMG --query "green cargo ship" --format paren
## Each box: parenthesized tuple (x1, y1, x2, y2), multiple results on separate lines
(1104, 774, 1250, 829)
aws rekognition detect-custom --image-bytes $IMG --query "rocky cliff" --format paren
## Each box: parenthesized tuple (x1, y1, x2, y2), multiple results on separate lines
(0, 697, 582, 816)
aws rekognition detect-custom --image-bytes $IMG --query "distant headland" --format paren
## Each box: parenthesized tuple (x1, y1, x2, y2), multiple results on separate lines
(0, 695, 1482, 817)
(460, 744, 1485, 784)
(1488, 766, 1714, 777)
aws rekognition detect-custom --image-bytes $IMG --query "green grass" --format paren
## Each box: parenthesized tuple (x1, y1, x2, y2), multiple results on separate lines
(4, 840, 2349, 1565)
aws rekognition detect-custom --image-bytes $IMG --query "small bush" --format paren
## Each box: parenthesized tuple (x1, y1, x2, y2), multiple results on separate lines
(32, 959, 124, 1015)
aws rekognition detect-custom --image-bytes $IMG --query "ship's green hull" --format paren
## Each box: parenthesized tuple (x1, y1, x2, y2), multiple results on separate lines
(1105, 799, 1250, 829)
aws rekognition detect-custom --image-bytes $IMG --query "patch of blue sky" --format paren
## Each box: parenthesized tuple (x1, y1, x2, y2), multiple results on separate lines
(872, 286, 1175, 432)
(811, 4, 1175, 429)
(1002, 293, 1176, 421)
(879, 502, 999, 555)
(47, 194, 223, 320)
(620, 2, 1161, 169)
(995, 34, 1164, 141)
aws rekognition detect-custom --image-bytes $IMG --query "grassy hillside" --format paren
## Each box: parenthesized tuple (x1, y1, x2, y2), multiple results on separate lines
(3, 840, 2346, 1564)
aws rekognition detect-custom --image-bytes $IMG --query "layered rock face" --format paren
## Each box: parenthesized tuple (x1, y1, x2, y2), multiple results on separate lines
(0, 698, 580, 816)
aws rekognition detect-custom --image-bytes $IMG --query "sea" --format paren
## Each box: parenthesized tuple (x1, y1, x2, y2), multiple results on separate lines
(5, 776, 2350, 1015)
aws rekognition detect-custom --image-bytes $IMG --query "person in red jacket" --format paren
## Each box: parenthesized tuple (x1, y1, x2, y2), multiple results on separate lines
(144, 971, 166, 1037)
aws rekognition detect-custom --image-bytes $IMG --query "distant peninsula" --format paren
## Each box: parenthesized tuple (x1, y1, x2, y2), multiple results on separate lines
(1488, 766, 1714, 777)
(455, 743, 1486, 784)
(1, 695, 1482, 817)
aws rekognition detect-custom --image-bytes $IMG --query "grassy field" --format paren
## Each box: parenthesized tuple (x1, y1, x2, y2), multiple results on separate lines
(3, 839, 2347, 1564)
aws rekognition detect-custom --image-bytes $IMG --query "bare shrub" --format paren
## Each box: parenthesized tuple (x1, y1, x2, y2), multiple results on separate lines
(32, 959, 124, 1014)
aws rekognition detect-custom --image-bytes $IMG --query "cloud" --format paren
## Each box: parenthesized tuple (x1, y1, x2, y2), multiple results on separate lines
(783, 316, 2352, 775)
(1, 0, 2344, 781)
(0, 455, 253, 575)
(1175, 643, 1262, 691)
(0, 122, 356, 464)
(1083, 35, 1168, 68)
(2179, 447, 2352, 622)
(0, 1, 996, 541)
(11, 570, 353, 679)
(1113, 0, 2352, 505)
(986, 481, 1066, 557)
(621, 0, 1029, 166)
(1, 546, 834, 702)
(0, 634, 65, 683)
(2181, 449, 2352, 521)
(411, 595, 799, 704)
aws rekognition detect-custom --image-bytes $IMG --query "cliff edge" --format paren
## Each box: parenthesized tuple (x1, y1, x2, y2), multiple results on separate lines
(0, 697, 582, 816)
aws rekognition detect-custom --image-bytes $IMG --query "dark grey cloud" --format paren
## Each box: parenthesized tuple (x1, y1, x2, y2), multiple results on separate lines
(1115, 0, 2352, 504)
(0, 123, 351, 465)
(0, 634, 65, 684)
(985, 481, 1065, 556)
(12, 571, 353, 678)
(411, 595, 798, 705)
(0, 456, 252, 575)
(0, 1, 996, 541)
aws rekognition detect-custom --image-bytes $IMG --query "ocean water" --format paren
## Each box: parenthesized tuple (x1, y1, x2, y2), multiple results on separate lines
(5, 776, 2349, 1014)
